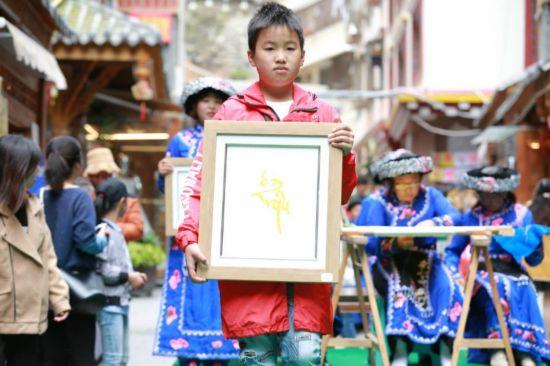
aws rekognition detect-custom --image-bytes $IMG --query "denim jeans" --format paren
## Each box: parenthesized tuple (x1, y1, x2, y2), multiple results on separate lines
(238, 285, 322, 365)
(98, 306, 129, 366)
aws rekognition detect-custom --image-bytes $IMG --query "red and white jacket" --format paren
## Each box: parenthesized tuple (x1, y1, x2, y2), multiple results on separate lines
(176, 81, 357, 339)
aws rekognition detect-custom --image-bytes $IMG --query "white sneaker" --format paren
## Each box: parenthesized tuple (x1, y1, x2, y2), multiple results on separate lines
(439, 341, 452, 366)
(490, 351, 509, 366)
(520, 355, 536, 366)
(390, 357, 407, 366)
(391, 339, 408, 366)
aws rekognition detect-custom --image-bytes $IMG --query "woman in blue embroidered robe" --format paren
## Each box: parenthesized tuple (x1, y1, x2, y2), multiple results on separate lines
(355, 149, 462, 366)
(445, 167, 550, 366)
(154, 78, 238, 365)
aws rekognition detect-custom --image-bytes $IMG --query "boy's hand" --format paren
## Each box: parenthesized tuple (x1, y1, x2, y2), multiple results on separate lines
(158, 152, 174, 176)
(185, 243, 208, 283)
(129, 272, 148, 289)
(328, 125, 354, 155)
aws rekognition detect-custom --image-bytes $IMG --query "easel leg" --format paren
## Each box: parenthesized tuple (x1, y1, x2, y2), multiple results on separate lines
(360, 251, 390, 366)
(483, 248, 516, 366)
(451, 246, 480, 366)
(350, 247, 371, 337)
(321, 245, 350, 365)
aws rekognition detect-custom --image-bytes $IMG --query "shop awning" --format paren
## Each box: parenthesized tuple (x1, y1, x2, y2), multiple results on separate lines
(474, 60, 550, 128)
(471, 126, 526, 145)
(0, 17, 67, 89)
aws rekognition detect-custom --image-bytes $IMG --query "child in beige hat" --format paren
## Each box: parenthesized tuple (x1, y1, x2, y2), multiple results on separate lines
(84, 147, 144, 241)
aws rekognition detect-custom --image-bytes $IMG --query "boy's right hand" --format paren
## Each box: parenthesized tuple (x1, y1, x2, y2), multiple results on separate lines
(129, 272, 148, 289)
(158, 152, 174, 176)
(185, 243, 208, 283)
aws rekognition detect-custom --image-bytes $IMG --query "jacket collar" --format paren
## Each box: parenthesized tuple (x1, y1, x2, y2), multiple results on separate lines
(235, 81, 319, 116)
(0, 195, 44, 266)
(0, 194, 42, 218)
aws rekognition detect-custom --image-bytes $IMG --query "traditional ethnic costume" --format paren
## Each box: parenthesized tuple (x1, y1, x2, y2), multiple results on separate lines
(355, 150, 463, 350)
(445, 167, 550, 364)
(154, 78, 239, 364)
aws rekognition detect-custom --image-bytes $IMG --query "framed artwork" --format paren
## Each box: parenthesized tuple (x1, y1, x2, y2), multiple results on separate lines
(165, 158, 193, 236)
(198, 121, 343, 283)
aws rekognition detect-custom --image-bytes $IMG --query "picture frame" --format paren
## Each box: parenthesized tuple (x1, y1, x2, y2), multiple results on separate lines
(165, 157, 194, 236)
(198, 121, 343, 283)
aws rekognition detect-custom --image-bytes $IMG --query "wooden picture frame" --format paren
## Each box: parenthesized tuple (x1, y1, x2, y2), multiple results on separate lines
(198, 121, 343, 283)
(165, 157, 193, 236)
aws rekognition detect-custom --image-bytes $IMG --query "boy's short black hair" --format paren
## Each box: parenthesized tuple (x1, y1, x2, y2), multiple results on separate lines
(248, 2, 304, 52)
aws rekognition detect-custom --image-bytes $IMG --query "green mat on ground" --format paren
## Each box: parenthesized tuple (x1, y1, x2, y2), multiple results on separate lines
(325, 348, 479, 365)
(194, 350, 481, 365)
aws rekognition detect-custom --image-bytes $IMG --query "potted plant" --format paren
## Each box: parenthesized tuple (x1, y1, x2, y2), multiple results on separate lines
(128, 232, 166, 297)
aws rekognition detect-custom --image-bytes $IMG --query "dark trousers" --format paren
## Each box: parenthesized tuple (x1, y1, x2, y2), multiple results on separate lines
(42, 312, 96, 366)
(0, 334, 42, 365)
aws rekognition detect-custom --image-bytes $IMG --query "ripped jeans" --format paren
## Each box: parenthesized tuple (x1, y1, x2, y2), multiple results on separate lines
(237, 285, 322, 366)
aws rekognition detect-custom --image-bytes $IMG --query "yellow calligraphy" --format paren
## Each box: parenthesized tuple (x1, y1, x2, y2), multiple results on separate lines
(251, 171, 290, 234)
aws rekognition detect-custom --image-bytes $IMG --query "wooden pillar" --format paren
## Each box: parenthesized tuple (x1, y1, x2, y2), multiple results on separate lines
(515, 128, 550, 202)
(0, 77, 7, 137)
(38, 79, 49, 149)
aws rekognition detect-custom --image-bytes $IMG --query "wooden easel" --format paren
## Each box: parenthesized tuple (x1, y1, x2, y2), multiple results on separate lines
(321, 235, 390, 366)
(329, 225, 515, 366)
(451, 234, 516, 366)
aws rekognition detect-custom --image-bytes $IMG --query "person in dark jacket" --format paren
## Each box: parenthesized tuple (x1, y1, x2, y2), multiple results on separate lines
(41, 136, 107, 366)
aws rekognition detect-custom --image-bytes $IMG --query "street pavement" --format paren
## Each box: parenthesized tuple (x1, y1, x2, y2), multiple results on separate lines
(129, 288, 174, 366)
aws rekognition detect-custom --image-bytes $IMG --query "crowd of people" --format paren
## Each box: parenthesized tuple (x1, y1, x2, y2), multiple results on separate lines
(0, 2, 549, 366)
(0, 135, 148, 366)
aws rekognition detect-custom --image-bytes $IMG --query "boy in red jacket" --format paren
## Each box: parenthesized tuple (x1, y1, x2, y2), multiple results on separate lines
(176, 3, 357, 364)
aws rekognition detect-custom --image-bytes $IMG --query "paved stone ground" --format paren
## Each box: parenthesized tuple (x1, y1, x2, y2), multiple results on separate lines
(129, 288, 175, 366)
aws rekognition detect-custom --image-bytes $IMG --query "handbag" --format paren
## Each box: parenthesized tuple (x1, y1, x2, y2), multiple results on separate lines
(59, 269, 106, 315)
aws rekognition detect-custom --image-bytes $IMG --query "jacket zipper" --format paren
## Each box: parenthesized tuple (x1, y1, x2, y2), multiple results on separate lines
(242, 100, 280, 121)
(8, 245, 16, 321)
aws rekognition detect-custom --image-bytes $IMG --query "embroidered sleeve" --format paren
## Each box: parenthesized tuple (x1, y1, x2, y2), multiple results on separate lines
(444, 234, 469, 275)
(175, 143, 203, 252)
(430, 188, 461, 226)
(444, 212, 469, 275)
(355, 196, 386, 257)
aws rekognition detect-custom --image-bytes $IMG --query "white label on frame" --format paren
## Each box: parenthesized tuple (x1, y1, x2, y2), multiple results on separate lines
(321, 273, 333, 282)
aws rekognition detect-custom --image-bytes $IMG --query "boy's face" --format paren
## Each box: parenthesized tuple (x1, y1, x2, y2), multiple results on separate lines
(247, 25, 304, 91)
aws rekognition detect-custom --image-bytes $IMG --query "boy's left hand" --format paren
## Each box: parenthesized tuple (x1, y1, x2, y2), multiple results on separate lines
(329, 125, 354, 155)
